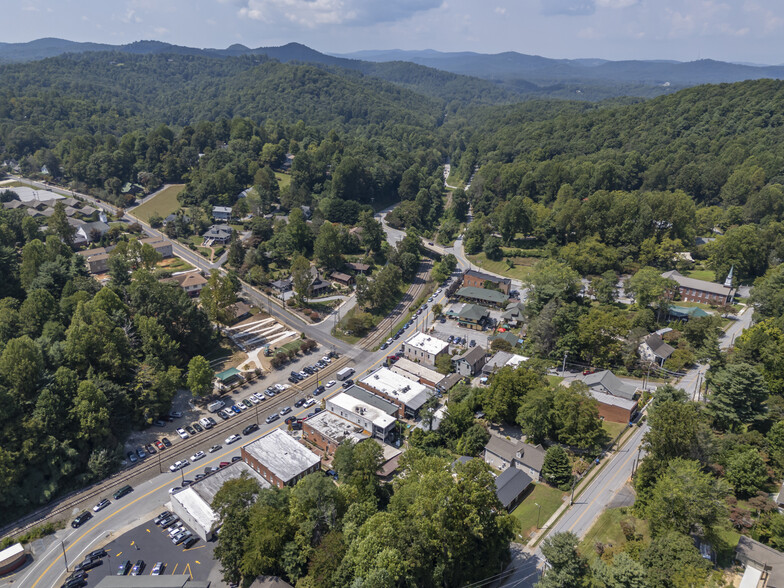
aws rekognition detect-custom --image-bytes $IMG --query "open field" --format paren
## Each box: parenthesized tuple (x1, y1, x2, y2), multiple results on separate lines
(685, 268, 716, 281)
(602, 420, 629, 441)
(510, 483, 565, 543)
(132, 184, 185, 222)
(467, 252, 535, 281)
(275, 172, 291, 190)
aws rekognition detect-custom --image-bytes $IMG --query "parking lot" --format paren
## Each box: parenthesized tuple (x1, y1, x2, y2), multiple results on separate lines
(65, 516, 214, 586)
(430, 318, 491, 350)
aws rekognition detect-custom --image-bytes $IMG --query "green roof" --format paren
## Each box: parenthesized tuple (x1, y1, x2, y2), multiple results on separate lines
(491, 331, 520, 346)
(456, 286, 508, 304)
(456, 303, 489, 322)
(668, 305, 711, 319)
(215, 367, 240, 381)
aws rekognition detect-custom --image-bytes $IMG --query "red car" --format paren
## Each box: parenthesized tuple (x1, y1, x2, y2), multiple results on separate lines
(154, 440, 165, 450)
(582, 369, 595, 376)
(219, 461, 230, 468)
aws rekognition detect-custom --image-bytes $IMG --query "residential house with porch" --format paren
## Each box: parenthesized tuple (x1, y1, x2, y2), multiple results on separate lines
(483, 434, 546, 481)
(638, 332, 675, 366)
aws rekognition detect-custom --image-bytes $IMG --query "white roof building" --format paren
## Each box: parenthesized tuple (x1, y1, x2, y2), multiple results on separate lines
(241, 429, 320, 487)
(360, 367, 434, 417)
(405, 331, 449, 356)
(327, 389, 398, 440)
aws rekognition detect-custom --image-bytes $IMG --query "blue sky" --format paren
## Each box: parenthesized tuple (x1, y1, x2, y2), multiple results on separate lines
(9, 0, 784, 63)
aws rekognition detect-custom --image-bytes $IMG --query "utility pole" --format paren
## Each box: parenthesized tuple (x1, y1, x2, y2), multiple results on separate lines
(561, 352, 568, 376)
(569, 476, 577, 506)
(535, 503, 542, 529)
(158, 449, 162, 474)
(61, 540, 69, 573)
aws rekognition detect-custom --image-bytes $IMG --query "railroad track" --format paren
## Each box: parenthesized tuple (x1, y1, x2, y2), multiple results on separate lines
(0, 356, 350, 542)
(359, 259, 433, 350)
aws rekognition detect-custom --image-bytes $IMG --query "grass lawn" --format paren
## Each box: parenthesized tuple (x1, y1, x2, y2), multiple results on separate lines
(547, 375, 564, 386)
(182, 235, 213, 260)
(510, 483, 565, 543)
(685, 268, 716, 281)
(602, 420, 629, 442)
(578, 507, 649, 564)
(274, 172, 291, 190)
(467, 252, 535, 281)
(131, 184, 185, 222)
(713, 528, 741, 567)
(157, 257, 193, 273)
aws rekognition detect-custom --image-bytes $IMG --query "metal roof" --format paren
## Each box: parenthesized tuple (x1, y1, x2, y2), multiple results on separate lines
(494, 467, 533, 510)
(242, 429, 320, 484)
(456, 286, 508, 304)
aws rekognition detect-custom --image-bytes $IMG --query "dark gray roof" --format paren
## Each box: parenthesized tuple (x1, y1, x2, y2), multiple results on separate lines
(495, 467, 533, 509)
(735, 536, 784, 587)
(643, 333, 675, 360)
(343, 385, 399, 416)
(203, 224, 232, 239)
(582, 370, 637, 400)
(484, 435, 546, 473)
(455, 346, 486, 366)
(465, 269, 511, 286)
(456, 286, 508, 304)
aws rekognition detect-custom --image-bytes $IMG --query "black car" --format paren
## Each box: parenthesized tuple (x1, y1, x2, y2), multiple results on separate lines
(288, 376, 298, 384)
(117, 560, 131, 576)
(183, 535, 199, 549)
(88, 548, 107, 559)
(291, 421, 302, 431)
(62, 578, 86, 588)
(341, 379, 354, 389)
(232, 456, 242, 462)
(74, 557, 102, 572)
(182, 479, 193, 487)
(207, 417, 217, 426)
(192, 422, 204, 433)
(285, 415, 298, 425)
(294, 398, 306, 408)
(185, 425, 196, 435)
(161, 437, 172, 448)
(154, 511, 171, 525)
(131, 560, 145, 575)
(72, 511, 93, 529)
(313, 386, 325, 396)
(242, 423, 259, 436)
(67, 571, 87, 583)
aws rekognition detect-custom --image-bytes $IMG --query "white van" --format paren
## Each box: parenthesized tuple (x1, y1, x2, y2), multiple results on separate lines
(207, 400, 225, 413)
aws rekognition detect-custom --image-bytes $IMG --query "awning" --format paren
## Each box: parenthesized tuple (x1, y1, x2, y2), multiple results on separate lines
(215, 367, 240, 381)
(739, 565, 763, 588)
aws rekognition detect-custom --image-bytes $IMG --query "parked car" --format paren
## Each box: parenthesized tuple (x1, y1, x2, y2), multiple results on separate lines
(231, 405, 241, 414)
(225, 434, 241, 444)
(243, 423, 259, 436)
(154, 511, 171, 525)
(154, 440, 165, 450)
(170, 411, 183, 418)
(217, 410, 229, 420)
(113, 485, 133, 500)
(341, 379, 354, 389)
(131, 560, 145, 576)
(127, 452, 138, 464)
(183, 536, 199, 549)
(192, 422, 203, 433)
(145, 444, 156, 455)
(207, 417, 217, 426)
(72, 511, 93, 529)
(176, 428, 189, 439)
(285, 416, 298, 425)
(190, 451, 206, 462)
(265, 413, 280, 424)
(185, 425, 196, 435)
(219, 461, 230, 468)
(93, 499, 110, 512)
(116, 560, 131, 576)
(151, 562, 164, 576)
(161, 437, 172, 448)
(74, 557, 101, 572)
(248, 395, 259, 405)
(88, 548, 107, 559)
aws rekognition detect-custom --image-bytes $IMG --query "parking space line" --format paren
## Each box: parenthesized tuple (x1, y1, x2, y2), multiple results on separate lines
(184, 545, 205, 552)
(185, 563, 193, 579)
(171, 563, 178, 575)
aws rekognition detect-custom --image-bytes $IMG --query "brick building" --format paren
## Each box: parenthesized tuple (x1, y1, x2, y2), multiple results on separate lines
(241, 429, 321, 488)
(661, 270, 735, 305)
(301, 411, 369, 457)
(461, 270, 511, 295)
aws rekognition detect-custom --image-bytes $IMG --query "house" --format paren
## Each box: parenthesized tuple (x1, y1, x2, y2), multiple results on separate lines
(160, 270, 207, 297)
(483, 434, 546, 481)
(301, 411, 369, 457)
(300, 205, 312, 220)
(330, 271, 354, 286)
(402, 331, 450, 366)
(346, 261, 370, 274)
(2, 200, 24, 210)
(638, 333, 675, 366)
(590, 389, 638, 423)
(202, 224, 232, 246)
(453, 346, 487, 377)
(462, 269, 512, 295)
(163, 212, 190, 226)
(376, 440, 403, 481)
(120, 182, 144, 196)
(359, 367, 435, 419)
(437, 372, 464, 392)
(735, 535, 784, 588)
(78, 247, 111, 274)
(661, 269, 735, 305)
(490, 331, 521, 348)
(282, 153, 294, 171)
(212, 206, 232, 222)
(494, 466, 534, 511)
(71, 219, 110, 245)
(306, 266, 330, 297)
(455, 286, 509, 308)
(481, 351, 529, 375)
(501, 301, 526, 327)
(581, 370, 637, 400)
(270, 278, 292, 293)
(325, 386, 399, 441)
(171, 460, 270, 541)
(241, 429, 321, 489)
(139, 236, 173, 258)
(226, 301, 253, 324)
(348, 227, 364, 239)
(390, 357, 444, 388)
(445, 302, 490, 330)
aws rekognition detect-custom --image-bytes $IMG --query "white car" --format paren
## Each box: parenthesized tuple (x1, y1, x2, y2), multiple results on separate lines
(253, 393, 266, 402)
(225, 434, 241, 444)
(237, 402, 247, 411)
(274, 384, 285, 392)
(190, 451, 206, 462)
(326, 380, 336, 388)
(303, 398, 316, 408)
(248, 395, 260, 405)
(321, 356, 331, 363)
(176, 428, 189, 439)
(169, 459, 189, 472)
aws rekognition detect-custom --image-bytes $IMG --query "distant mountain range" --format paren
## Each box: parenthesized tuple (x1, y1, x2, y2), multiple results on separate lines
(4, 38, 784, 101)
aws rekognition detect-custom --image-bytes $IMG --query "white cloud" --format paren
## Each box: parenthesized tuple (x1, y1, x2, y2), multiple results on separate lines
(595, 0, 638, 8)
(154, 26, 169, 34)
(121, 9, 142, 23)
(494, 6, 506, 15)
(231, 0, 443, 28)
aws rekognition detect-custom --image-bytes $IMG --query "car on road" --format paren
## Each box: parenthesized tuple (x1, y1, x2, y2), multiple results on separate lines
(341, 379, 354, 389)
(176, 427, 189, 439)
(303, 398, 316, 408)
(72, 511, 92, 529)
(154, 440, 165, 450)
(219, 461, 230, 468)
(294, 398, 306, 408)
(279, 406, 292, 416)
(151, 562, 164, 575)
(190, 451, 206, 462)
(131, 560, 145, 575)
(326, 380, 336, 388)
(226, 433, 241, 444)
(208, 444, 221, 453)
(265, 413, 280, 424)
(113, 484, 133, 500)
(117, 560, 131, 576)
(243, 423, 259, 436)
(192, 422, 204, 432)
(313, 386, 325, 396)
(127, 451, 137, 464)
(93, 499, 110, 512)
(161, 437, 172, 448)
(185, 425, 196, 435)
(169, 459, 189, 472)
(285, 415, 298, 425)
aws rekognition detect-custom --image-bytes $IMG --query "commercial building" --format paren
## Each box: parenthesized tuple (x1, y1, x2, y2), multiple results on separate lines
(0, 544, 26, 575)
(661, 269, 735, 305)
(461, 270, 511, 295)
(455, 286, 509, 308)
(402, 331, 449, 366)
(453, 346, 487, 377)
(483, 435, 546, 481)
(171, 460, 270, 540)
(390, 357, 444, 388)
(581, 370, 637, 401)
(359, 367, 434, 418)
(301, 411, 369, 457)
(242, 429, 321, 488)
(444, 302, 489, 330)
(95, 576, 209, 587)
(590, 389, 638, 424)
(326, 386, 399, 441)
